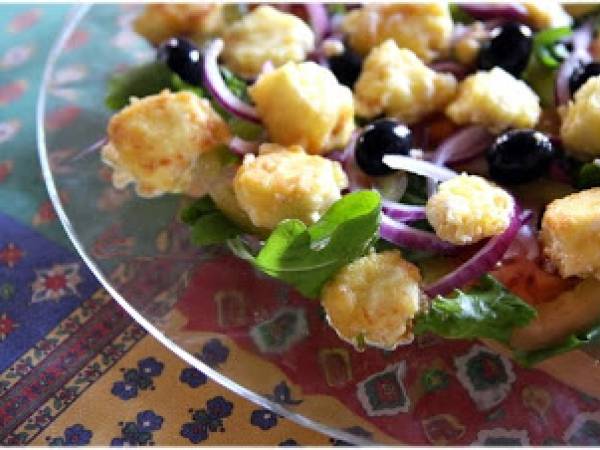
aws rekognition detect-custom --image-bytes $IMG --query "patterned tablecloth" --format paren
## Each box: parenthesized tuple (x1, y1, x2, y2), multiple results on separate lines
(0, 5, 332, 446)
(4, 4, 600, 448)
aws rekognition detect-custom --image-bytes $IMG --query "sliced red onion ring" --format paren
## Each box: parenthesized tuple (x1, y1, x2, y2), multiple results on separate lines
(305, 4, 329, 43)
(381, 200, 427, 222)
(202, 39, 261, 123)
(426, 125, 495, 196)
(555, 20, 594, 106)
(460, 4, 529, 23)
(432, 125, 495, 166)
(429, 60, 471, 80)
(383, 154, 458, 182)
(228, 136, 260, 156)
(504, 210, 540, 262)
(424, 203, 525, 298)
(380, 214, 458, 254)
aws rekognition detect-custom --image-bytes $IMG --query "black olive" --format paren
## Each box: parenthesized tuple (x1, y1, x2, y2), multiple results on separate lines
(157, 37, 202, 85)
(487, 129, 556, 184)
(477, 22, 533, 77)
(355, 119, 412, 176)
(328, 46, 363, 88)
(569, 61, 600, 96)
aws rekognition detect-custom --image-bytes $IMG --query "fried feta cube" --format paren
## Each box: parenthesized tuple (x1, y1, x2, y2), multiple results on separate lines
(560, 76, 600, 156)
(522, 1, 573, 29)
(222, 6, 315, 78)
(249, 62, 355, 154)
(102, 90, 230, 198)
(426, 174, 515, 245)
(322, 251, 422, 350)
(233, 144, 348, 229)
(541, 188, 600, 280)
(445, 67, 541, 133)
(133, 4, 224, 46)
(354, 40, 457, 123)
(341, 3, 453, 63)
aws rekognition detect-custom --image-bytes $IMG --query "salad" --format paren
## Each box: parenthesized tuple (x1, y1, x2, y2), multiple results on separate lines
(100, 3, 600, 366)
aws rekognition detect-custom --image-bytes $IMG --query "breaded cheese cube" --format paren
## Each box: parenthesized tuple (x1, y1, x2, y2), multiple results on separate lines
(354, 40, 457, 123)
(133, 4, 224, 46)
(560, 76, 600, 156)
(233, 144, 348, 229)
(101, 90, 230, 198)
(249, 62, 355, 154)
(341, 3, 453, 63)
(222, 6, 315, 79)
(522, 1, 572, 29)
(445, 67, 541, 133)
(541, 188, 600, 279)
(426, 174, 514, 245)
(321, 251, 422, 350)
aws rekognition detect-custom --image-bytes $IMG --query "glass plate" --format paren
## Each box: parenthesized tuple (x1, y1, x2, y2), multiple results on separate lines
(38, 4, 600, 446)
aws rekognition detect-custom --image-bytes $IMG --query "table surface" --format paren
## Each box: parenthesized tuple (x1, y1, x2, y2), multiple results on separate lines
(0, 5, 332, 446)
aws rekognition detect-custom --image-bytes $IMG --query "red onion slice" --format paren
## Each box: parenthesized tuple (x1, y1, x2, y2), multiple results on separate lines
(426, 125, 495, 196)
(460, 4, 529, 23)
(380, 214, 459, 254)
(202, 39, 261, 123)
(383, 154, 458, 182)
(381, 200, 427, 222)
(228, 136, 260, 156)
(555, 20, 594, 106)
(424, 203, 525, 298)
(305, 4, 329, 43)
(431, 125, 495, 166)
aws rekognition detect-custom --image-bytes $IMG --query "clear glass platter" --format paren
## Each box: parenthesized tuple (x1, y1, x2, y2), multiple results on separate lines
(37, 4, 600, 446)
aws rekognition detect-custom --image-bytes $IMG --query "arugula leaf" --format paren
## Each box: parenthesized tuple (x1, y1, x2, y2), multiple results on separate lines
(105, 62, 175, 110)
(576, 161, 600, 189)
(170, 73, 206, 98)
(414, 275, 537, 343)
(220, 66, 249, 101)
(230, 191, 382, 299)
(450, 4, 474, 24)
(514, 323, 600, 367)
(533, 26, 572, 69)
(181, 197, 242, 246)
(327, 4, 346, 15)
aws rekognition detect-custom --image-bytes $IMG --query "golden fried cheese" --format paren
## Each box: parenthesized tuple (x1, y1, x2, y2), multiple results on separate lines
(233, 144, 348, 229)
(354, 40, 457, 123)
(541, 188, 600, 280)
(102, 90, 230, 198)
(342, 3, 453, 63)
(322, 251, 422, 350)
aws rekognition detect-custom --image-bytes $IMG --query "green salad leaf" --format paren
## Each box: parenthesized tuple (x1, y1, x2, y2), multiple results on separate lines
(515, 323, 600, 367)
(576, 161, 600, 189)
(105, 62, 176, 110)
(522, 26, 573, 107)
(533, 26, 572, 69)
(450, 4, 474, 24)
(229, 190, 382, 299)
(170, 73, 206, 98)
(180, 196, 242, 246)
(414, 275, 537, 344)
